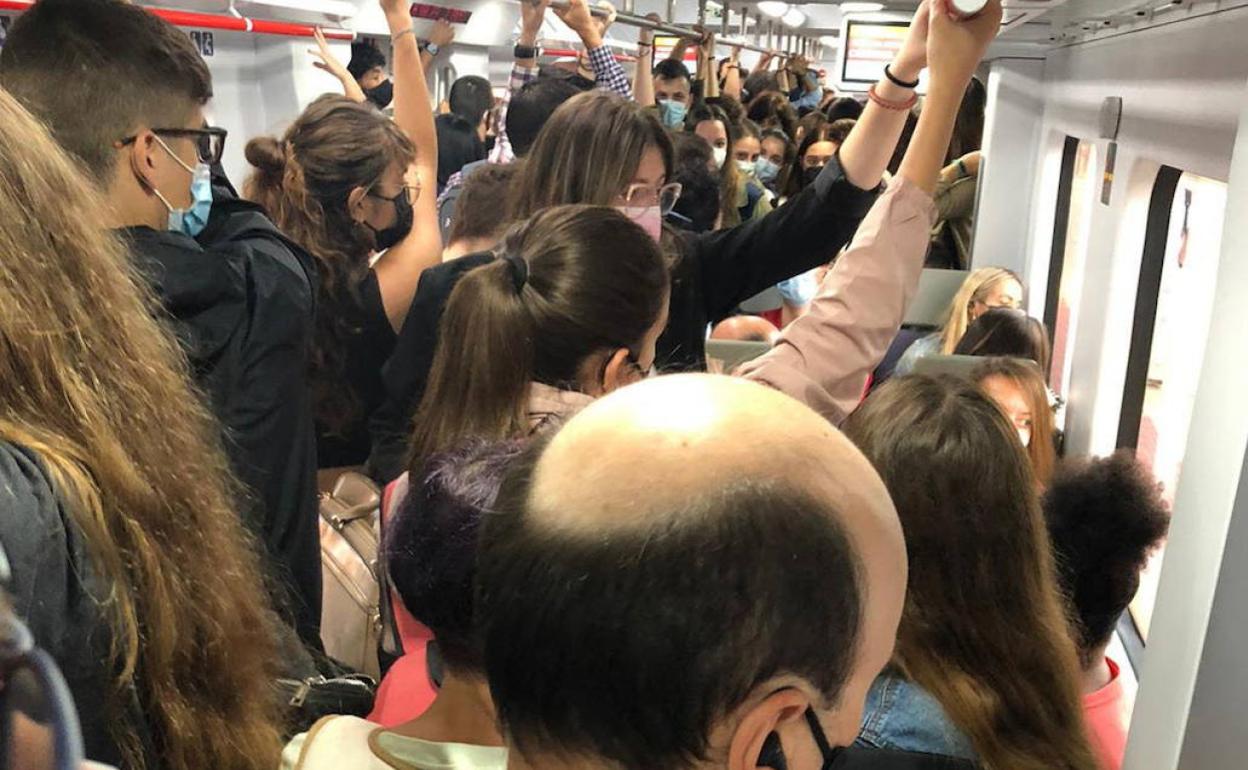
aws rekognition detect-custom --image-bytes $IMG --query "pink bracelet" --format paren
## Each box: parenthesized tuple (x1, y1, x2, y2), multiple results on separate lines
(868, 84, 918, 112)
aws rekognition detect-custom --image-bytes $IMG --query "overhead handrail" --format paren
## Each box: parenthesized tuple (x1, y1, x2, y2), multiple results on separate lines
(541, 0, 803, 57)
(0, 1, 355, 40)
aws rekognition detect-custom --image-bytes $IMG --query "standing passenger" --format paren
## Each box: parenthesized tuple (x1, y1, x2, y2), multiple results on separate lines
(0, 0, 322, 644)
(1043, 453, 1170, 770)
(844, 376, 1099, 770)
(246, 0, 443, 472)
(973, 357, 1058, 487)
(0, 86, 283, 770)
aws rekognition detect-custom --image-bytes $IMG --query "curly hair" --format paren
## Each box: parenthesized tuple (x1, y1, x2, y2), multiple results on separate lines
(245, 95, 415, 432)
(1043, 452, 1170, 666)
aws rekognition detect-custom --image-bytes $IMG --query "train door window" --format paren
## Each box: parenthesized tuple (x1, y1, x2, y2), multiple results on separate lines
(1117, 169, 1227, 641)
(1045, 139, 1098, 404)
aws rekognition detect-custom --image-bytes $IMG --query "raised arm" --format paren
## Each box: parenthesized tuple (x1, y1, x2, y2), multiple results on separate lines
(634, 14, 657, 107)
(721, 46, 743, 101)
(373, 0, 443, 331)
(686, 3, 936, 323)
(309, 28, 366, 103)
(737, 0, 1004, 421)
(700, 32, 720, 99)
(837, 0, 930, 189)
(555, 0, 633, 99)
(420, 19, 454, 71)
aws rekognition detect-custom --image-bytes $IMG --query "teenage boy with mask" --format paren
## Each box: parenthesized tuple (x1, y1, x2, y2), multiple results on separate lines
(0, 0, 323, 647)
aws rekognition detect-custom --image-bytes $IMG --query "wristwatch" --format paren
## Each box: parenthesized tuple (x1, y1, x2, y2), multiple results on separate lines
(514, 43, 542, 59)
(421, 41, 441, 56)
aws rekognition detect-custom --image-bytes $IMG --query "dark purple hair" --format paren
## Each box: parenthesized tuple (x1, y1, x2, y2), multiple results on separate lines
(385, 439, 527, 672)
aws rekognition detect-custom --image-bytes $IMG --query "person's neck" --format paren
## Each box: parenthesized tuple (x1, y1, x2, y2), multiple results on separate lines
(390, 671, 504, 747)
(105, 184, 165, 231)
(508, 749, 616, 770)
(1080, 645, 1114, 694)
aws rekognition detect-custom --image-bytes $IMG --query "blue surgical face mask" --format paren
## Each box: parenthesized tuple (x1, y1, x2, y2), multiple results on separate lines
(151, 135, 213, 238)
(755, 157, 781, 185)
(657, 99, 688, 129)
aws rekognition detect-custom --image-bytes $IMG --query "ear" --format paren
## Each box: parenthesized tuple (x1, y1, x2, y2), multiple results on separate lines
(725, 689, 812, 770)
(600, 347, 636, 395)
(127, 130, 160, 190)
(347, 186, 370, 224)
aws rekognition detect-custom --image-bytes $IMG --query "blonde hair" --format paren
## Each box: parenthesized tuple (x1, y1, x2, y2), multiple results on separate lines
(0, 88, 283, 769)
(939, 267, 1021, 354)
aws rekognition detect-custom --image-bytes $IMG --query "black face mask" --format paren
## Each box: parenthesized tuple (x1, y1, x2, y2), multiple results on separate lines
(758, 709, 843, 770)
(803, 165, 826, 188)
(365, 187, 414, 251)
(364, 79, 394, 109)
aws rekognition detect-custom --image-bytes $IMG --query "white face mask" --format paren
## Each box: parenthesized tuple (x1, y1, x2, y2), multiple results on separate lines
(712, 146, 728, 168)
(735, 158, 755, 177)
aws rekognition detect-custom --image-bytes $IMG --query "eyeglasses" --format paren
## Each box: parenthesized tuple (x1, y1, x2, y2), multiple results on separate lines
(366, 183, 421, 206)
(620, 182, 683, 216)
(0, 611, 84, 770)
(118, 127, 228, 166)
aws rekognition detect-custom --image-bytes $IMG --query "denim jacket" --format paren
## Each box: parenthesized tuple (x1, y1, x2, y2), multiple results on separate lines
(855, 673, 978, 761)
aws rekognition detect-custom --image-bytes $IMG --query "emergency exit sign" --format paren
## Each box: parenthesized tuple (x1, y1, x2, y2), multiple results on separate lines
(410, 4, 473, 23)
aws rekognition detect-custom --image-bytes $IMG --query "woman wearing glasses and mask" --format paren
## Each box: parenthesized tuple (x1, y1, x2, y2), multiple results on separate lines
(368, 4, 937, 483)
(245, 0, 444, 473)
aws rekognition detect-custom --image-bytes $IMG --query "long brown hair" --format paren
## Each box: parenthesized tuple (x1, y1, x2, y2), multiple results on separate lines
(408, 205, 669, 475)
(843, 376, 1097, 770)
(510, 91, 673, 219)
(939, 267, 1021, 354)
(973, 357, 1057, 487)
(688, 103, 742, 227)
(0, 89, 282, 769)
(245, 94, 416, 431)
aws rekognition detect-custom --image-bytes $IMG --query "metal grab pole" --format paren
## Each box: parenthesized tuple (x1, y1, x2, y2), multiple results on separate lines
(541, 0, 790, 56)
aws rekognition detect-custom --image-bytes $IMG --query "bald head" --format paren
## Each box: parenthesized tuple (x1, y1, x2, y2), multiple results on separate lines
(478, 375, 907, 769)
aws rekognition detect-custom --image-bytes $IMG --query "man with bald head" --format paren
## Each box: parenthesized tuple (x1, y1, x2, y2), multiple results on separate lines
(477, 375, 969, 770)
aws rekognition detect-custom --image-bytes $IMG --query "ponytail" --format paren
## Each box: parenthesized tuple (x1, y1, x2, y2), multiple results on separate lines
(408, 255, 538, 475)
(406, 205, 669, 477)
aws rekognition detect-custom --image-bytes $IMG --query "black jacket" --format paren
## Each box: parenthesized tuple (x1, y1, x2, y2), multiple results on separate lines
(0, 443, 156, 767)
(367, 158, 879, 483)
(120, 183, 322, 646)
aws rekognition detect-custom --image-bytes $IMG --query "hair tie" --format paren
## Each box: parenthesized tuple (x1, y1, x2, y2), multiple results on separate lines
(502, 254, 528, 293)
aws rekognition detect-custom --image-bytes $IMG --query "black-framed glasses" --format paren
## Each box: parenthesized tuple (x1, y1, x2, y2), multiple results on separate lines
(0, 612, 83, 770)
(118, 127, 228, 166)
(366, 183, 421, 207)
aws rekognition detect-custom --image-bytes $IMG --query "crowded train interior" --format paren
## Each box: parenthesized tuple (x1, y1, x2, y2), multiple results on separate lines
(0, 0, 1246, 768)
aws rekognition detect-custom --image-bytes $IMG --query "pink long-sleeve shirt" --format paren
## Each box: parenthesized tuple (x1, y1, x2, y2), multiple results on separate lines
(738, 174, 937, 422)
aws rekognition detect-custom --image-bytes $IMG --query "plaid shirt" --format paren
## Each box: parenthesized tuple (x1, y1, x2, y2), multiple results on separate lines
(439, 47, 634, 208)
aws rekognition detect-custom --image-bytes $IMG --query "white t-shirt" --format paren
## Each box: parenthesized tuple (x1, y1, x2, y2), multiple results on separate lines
(281, 716, 507, 770)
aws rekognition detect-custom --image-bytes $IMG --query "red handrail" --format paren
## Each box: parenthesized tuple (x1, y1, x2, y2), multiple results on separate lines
(0, 1, 354, 40)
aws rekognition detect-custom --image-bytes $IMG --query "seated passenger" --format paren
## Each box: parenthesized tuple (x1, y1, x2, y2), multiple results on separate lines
(973, 357, 1058, 486)
(1043, 453, 1169, 770)
(477, 375, 958, 769)
(954, 306, 1052, 371)
(369, 0, 989, 483)
(895, 266, 1023, 375)
(443, 163, 519, 260)
(0, 86, 282, 770)
(0, 0, 322, 644)
(245, 0, 443, 471)
(843, 376, 1098, 769)
(286, 441, 522, 768)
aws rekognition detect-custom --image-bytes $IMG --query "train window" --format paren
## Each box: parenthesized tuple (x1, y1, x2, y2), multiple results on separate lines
(1118, 170, 1227, 641)
(1046, 139, 1098, 402)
